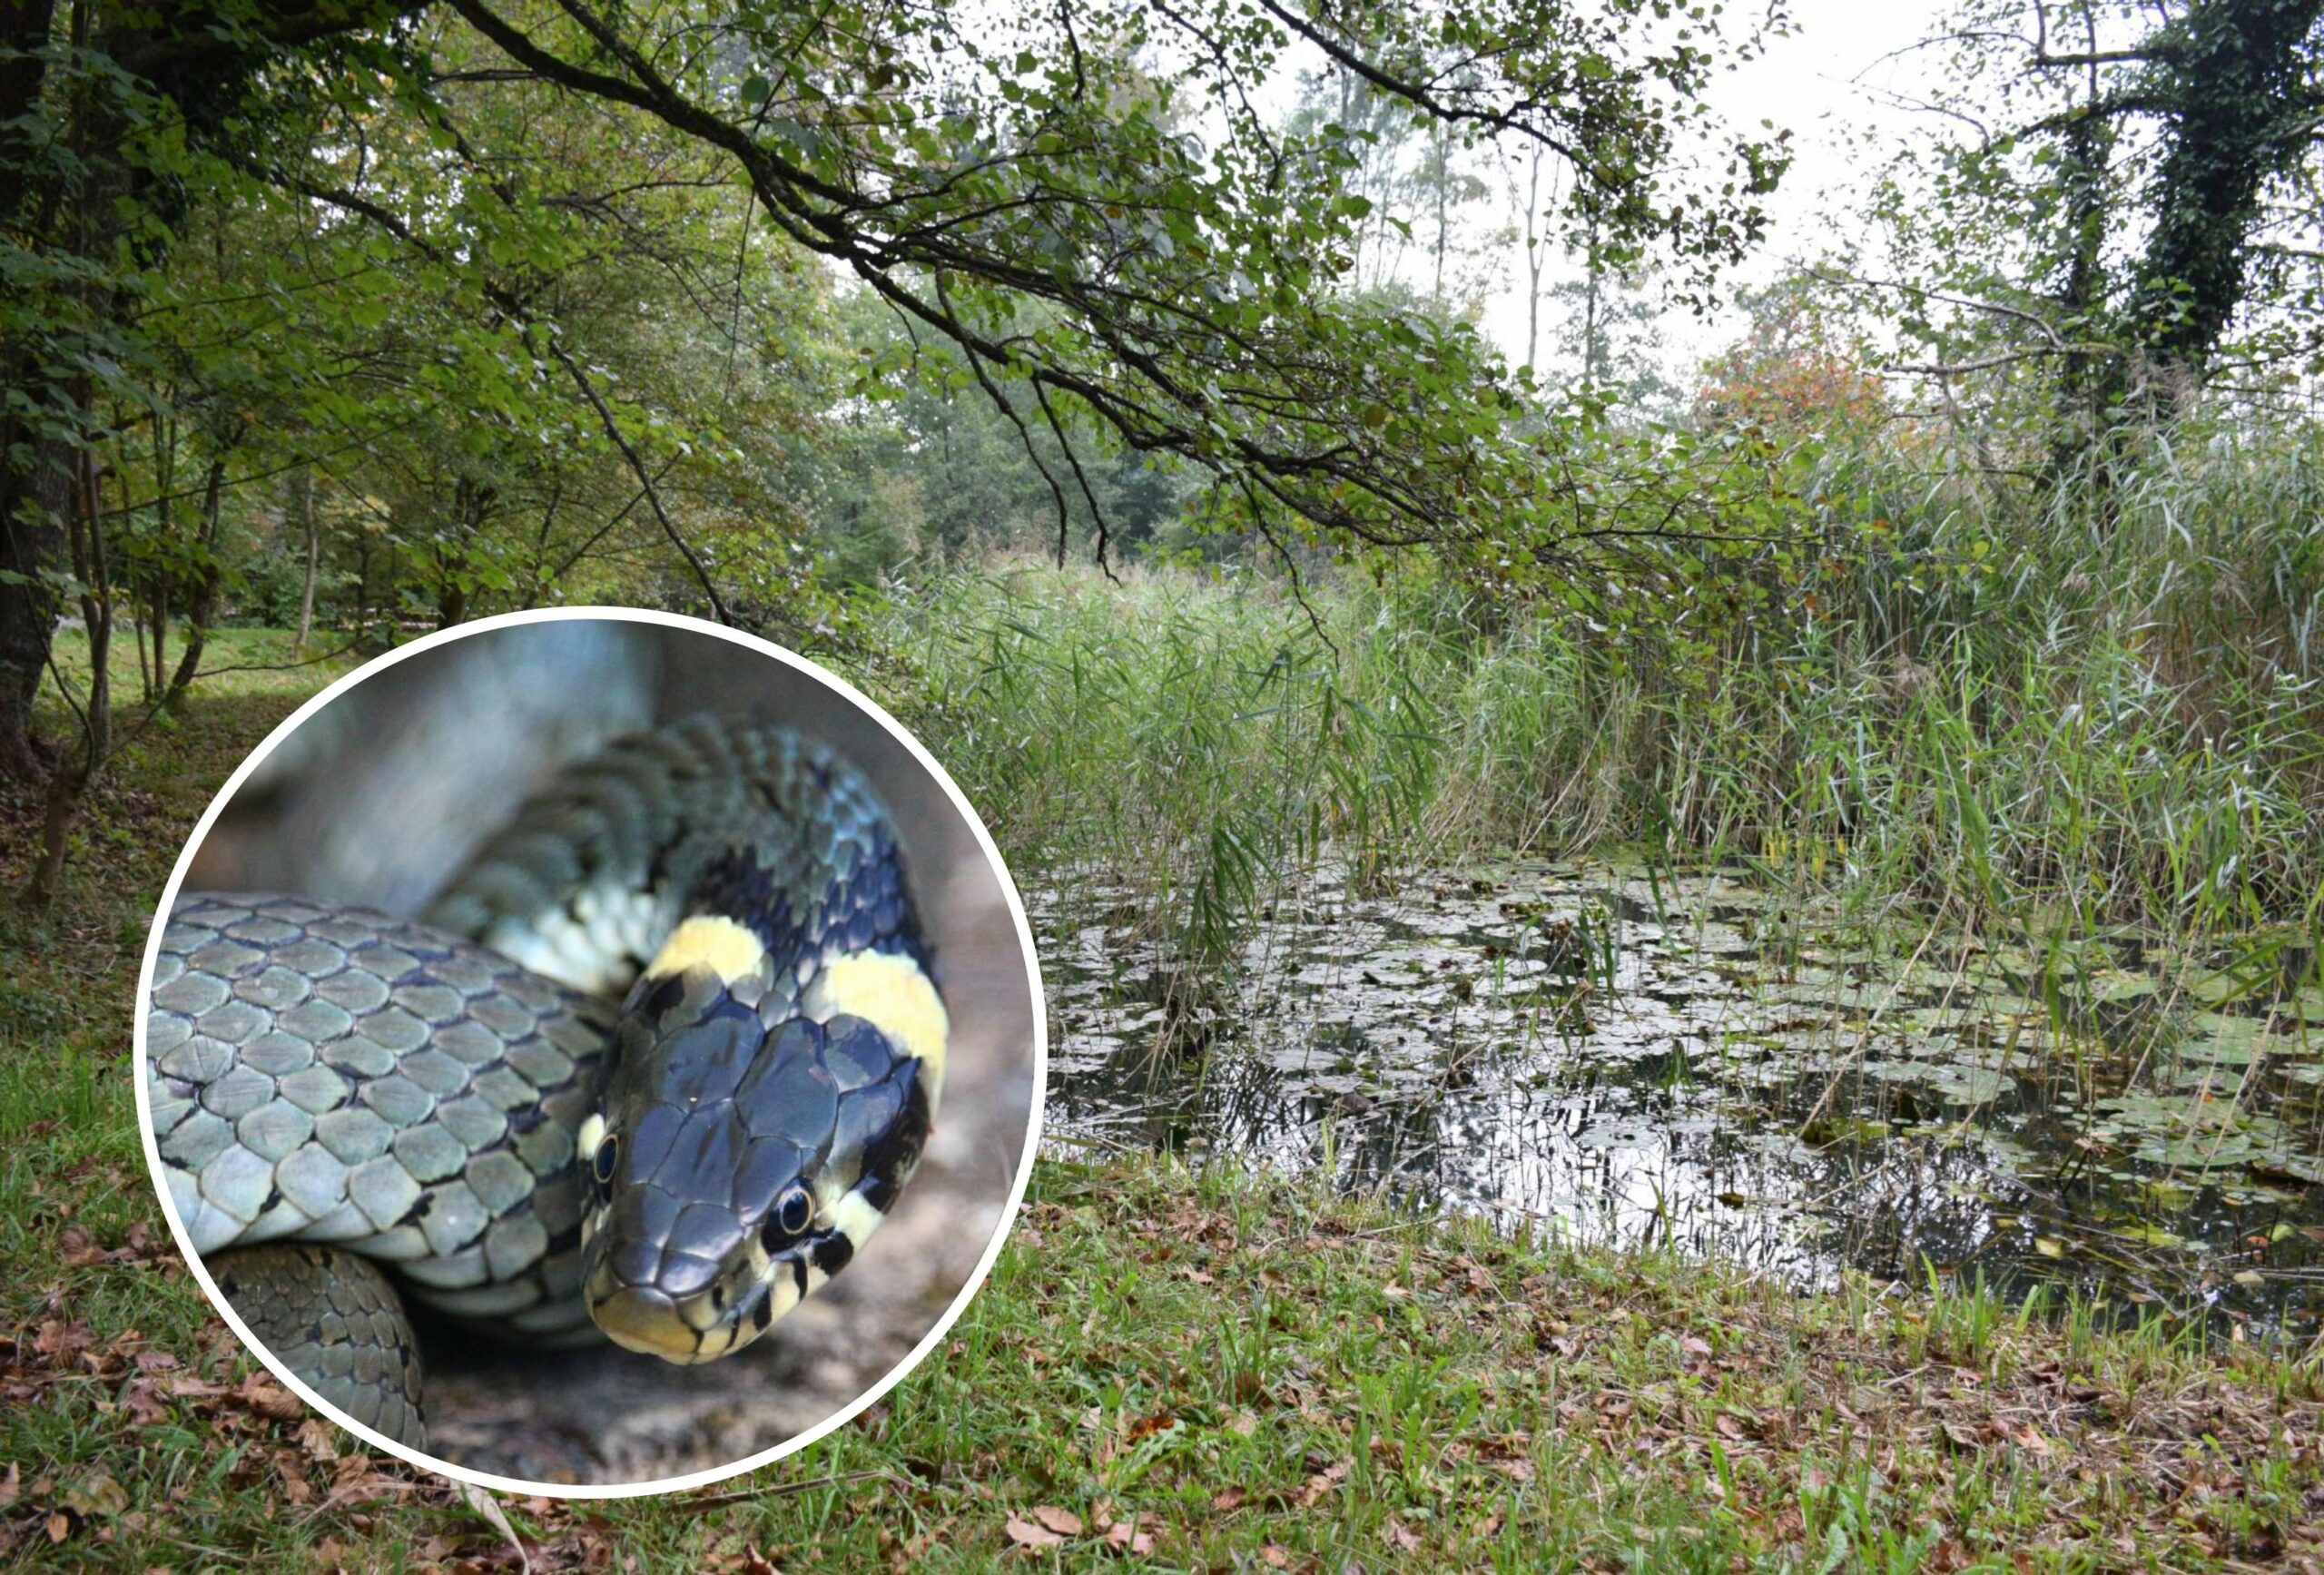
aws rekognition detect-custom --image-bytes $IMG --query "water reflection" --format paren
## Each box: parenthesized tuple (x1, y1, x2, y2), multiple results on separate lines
(1039, 860, 2324, 1337)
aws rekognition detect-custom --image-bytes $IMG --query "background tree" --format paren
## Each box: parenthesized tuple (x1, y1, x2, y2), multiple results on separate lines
(1857, 0, 2324, 444)
(2, 0, 1789, 786)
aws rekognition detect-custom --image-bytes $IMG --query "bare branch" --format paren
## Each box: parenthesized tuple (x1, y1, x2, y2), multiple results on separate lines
(538, 331, 731, 623)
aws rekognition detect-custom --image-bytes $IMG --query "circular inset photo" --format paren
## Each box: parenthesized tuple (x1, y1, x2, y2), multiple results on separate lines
(133, 610, 1043, 1492)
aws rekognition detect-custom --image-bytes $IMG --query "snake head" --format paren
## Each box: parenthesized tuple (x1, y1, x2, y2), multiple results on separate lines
(578, 986, 937, 1364)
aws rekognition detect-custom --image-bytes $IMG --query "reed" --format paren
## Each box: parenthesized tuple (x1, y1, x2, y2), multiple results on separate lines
(855, 413, 2324, 1005)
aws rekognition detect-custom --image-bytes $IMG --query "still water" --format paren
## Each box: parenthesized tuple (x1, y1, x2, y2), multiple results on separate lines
(1038, 860, 2324, 1336)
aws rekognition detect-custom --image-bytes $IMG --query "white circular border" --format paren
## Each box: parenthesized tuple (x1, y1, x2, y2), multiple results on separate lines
(131, 605, 1050, 1499)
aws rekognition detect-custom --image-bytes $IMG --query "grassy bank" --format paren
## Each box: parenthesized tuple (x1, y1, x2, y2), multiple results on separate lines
(2, 610, 2322, 1570)
(10, 1138, 2324, 1570)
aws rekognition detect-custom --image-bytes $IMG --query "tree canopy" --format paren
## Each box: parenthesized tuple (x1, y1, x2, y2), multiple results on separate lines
(0, 0, 1788, 791)
(1856, 0, 2324, 435)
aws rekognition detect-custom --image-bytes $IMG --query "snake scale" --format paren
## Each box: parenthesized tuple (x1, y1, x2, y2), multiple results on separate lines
(142, 715, 949, 1452)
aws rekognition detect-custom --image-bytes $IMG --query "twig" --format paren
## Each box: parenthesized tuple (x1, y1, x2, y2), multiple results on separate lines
(675, 1469, 917, 1512)
(537, 331, 732, 624)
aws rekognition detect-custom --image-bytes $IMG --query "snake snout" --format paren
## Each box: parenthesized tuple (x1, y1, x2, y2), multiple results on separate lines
(584, 1227, 757, 1363)
(590, 1284, 705, 1361)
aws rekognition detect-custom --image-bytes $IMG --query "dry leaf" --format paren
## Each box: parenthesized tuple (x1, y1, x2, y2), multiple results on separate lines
(123, 1382, 170, 1426)
(1213, 1486, 1246, 1512)
(1296, 1459, 1353, 1506)
(1004, 1517, 1065, 1550)
(296, 1418, 341, 1461)
(1121, 1410, 1177, 1444)
(34, 1321, 94, 1359)
(453, 1481, 529, 1575)
(64, 1472, 127, 1518)
(238, 1373, 305, 1422)
(1030, 1506, 1082, 1537)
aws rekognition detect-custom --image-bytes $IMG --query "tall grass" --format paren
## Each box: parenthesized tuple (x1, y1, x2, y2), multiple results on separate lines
(858, 414, 2324, 988)
(866, 566, 1441, 980)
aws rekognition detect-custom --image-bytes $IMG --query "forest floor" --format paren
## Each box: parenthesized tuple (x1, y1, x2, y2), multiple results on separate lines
(5, 629, 2324, 1570)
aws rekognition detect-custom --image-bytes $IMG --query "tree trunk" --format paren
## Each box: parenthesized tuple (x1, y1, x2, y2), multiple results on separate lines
(0, 1, 417, 772)
(0, 0, 58, 232)
(2120, 0, 2324, 401)
(22, 447, 111, 909)
(162, 450, 230, 707)
(292, 465, 318, 653)
(0, 437, 70, 779)
(151, 594, 167, 701)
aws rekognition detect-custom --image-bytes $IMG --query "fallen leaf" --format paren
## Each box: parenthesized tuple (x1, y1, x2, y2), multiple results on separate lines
(34, 1321, 94, 1360)
(1104, 1521, 1155, 1554)
(1296, 1459, 1353, 1506)
(64, 1472, 127, 1518)
(1030, 1506, 1082, 1537)
(1004, 1517, 1065, 1550)
(1121, 1410, 1176, 1444)
(452, 1481, 528, 1574)
(237, 1373, 304, 1422)
(1213, 1486, 1246, 1512)
(123, 1383, 170, 1426)
(1384, 1518, 1421, 1552)
(295, 1418, 340, 1461)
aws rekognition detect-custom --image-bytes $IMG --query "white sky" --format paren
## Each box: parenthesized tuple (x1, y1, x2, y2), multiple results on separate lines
(1472, 0, 1963, 373)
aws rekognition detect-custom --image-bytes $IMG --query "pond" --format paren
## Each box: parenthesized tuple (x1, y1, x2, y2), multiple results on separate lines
(1037, 860, 2324, 1337)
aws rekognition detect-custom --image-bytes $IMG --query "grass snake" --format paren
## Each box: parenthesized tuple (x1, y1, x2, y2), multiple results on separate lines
(143, 716, 947, 1452)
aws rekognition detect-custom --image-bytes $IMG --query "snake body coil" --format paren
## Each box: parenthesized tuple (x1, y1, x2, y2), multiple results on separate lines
(143, 717, 947, 1451)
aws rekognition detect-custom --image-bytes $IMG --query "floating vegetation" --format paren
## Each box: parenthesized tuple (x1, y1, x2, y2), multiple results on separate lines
(1039, 859, 2324, 1337)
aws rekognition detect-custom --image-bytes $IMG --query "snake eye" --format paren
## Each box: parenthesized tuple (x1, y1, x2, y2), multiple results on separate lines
(591, 1134, 618, 1191)
(762, 1182, 814, 1248)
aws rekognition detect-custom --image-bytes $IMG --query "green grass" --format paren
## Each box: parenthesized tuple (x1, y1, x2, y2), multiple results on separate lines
(11, 1144, 2324, 1570)
(7, 609, 2324, 1568)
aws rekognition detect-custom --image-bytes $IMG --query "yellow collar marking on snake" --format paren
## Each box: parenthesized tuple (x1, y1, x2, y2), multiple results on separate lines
(641, 914, 768, 985)
(803, 950, 950, 1088)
